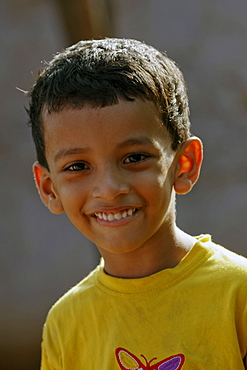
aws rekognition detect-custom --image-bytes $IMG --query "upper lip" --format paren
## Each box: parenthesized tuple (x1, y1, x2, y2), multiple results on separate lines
(88, 205, 140, 216)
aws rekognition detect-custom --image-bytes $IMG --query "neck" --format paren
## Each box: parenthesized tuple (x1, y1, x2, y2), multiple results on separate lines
(99, 227, 196, 279)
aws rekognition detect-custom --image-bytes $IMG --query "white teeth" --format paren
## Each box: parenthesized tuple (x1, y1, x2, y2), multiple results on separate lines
(95, 208, 136, 221)
(114, 212, 122, 220)
(108, 214, 114, 221)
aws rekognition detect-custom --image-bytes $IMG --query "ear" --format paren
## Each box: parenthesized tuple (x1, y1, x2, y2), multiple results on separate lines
(32, 162, 64, 214)
(174, 137, 203, 195)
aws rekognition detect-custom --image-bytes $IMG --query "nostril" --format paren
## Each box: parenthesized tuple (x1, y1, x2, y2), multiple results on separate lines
(91, 181, 130, 199)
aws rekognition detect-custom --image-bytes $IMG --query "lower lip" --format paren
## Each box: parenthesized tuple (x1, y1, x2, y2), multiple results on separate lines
(94, 211, 138, 227)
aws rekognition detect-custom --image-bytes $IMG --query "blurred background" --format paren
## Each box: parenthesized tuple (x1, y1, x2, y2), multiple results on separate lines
(1, 0, 247, 368)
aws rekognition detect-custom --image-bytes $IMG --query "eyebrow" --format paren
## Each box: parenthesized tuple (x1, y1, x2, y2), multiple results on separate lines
(54, 148, 89, 163)
(54, 136, 155, 163)
(116, 136, 154, 149)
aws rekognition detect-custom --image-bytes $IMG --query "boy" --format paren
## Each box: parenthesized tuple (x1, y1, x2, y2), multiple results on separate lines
(27, 38, 247, 369)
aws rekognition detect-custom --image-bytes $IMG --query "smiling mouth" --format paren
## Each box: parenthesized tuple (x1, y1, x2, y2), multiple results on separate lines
(94, 208, 137, 222)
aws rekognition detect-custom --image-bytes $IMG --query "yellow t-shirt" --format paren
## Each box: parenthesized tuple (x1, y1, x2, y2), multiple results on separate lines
(41, 235, 247, 369)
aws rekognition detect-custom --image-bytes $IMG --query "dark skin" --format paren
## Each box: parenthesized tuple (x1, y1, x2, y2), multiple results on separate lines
(34, 99, 203, 278)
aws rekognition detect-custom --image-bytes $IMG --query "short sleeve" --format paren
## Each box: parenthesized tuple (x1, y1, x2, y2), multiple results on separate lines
(40, 317, 62, 370)
(41, 341, 59, 370)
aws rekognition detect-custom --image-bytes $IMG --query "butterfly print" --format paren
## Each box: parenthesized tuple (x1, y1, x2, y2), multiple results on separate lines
(116, 347, 185, 370)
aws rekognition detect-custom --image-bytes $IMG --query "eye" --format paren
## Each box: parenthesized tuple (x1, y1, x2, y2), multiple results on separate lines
(124, 153, 150, 164)
(65, 162, 90, 171)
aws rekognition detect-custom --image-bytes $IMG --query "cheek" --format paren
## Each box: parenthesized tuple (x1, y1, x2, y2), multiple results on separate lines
(136, 175, 171, 208)
(139, 165, 172, 193)
(143, 169, 174, 210)
(57, 181, 86, 211)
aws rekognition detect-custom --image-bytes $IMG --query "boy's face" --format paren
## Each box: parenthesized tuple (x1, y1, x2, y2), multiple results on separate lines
(37, 99, 180, 257)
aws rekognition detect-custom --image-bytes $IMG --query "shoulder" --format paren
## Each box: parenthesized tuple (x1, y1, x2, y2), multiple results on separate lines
(197, 236, 247, 289)
(196, 234, 246, 267)
(209, 240, 247, 273)
(46, 262, 101, 323)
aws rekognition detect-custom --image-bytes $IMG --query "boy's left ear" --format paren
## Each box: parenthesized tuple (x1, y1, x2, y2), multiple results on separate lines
(174, 137, 203, 195)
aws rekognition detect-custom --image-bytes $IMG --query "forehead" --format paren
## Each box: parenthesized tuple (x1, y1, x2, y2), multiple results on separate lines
(42, 99, 173, 157)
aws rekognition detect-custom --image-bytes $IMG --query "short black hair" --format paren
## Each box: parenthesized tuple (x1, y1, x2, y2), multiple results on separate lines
(27, 38, 191, 169)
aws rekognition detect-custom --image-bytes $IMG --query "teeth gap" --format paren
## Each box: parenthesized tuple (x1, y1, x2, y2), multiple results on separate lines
(95, 208, 137, 221)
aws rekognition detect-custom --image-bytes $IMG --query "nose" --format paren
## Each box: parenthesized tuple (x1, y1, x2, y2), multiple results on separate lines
(91, 164, 130, 200)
